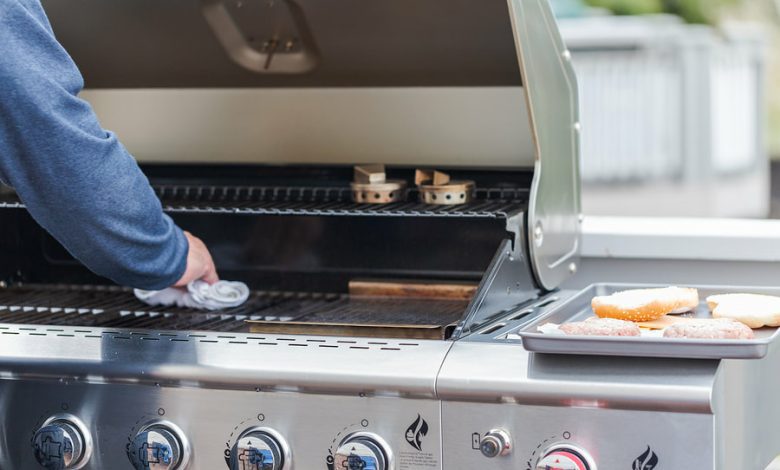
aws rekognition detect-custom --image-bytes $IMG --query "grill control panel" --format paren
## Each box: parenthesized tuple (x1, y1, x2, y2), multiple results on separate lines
(3, 381, 438, 469)
(441, 402, 714, 469)
(5, 377, 719, 469)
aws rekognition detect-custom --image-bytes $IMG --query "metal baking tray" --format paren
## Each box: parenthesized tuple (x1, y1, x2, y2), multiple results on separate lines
(519, 283, 780, 359)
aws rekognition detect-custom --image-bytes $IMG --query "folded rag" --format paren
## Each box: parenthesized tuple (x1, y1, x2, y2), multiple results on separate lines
(135, 280, 250, 311)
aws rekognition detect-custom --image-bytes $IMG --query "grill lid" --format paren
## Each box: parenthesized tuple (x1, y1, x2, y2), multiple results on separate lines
(40, 0, 580, 291)
(43, 0, 522, 88)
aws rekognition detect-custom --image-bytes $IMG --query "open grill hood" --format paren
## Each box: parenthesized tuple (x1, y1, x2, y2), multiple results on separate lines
(41, 0, 581, 291)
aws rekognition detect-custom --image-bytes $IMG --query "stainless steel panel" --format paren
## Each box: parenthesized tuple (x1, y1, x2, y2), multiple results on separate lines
(0, 380, 443, 470)
(441, 402, 713, 469)
(0, 325, 451, 397)
(457, 217, 538, 337)
(714, 338, 780, 469)
(518, 283, 780, 359)
(509, 0, 581, 290)
(437, 341, 717, 413)
(82, 88, 537, 168)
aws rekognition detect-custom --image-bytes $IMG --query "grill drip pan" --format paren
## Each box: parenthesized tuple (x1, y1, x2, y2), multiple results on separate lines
(518, 283, 780, 359)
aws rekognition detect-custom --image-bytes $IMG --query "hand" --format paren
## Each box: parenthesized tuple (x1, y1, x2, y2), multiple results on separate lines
(175, 231, 219, 286)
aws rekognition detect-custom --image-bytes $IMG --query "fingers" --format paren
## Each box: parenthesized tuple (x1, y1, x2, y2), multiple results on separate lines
(198, 241, 220, 285)
(202, 264, 220, 285)
(174, 231, 220, 286)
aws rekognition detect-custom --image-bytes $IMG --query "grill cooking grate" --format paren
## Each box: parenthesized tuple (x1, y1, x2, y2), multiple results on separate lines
(0, 184, 527, 218)
(0, 285, 467, 334)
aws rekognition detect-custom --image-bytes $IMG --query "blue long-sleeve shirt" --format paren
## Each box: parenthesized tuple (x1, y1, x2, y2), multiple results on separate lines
(0, 0, 188, 290)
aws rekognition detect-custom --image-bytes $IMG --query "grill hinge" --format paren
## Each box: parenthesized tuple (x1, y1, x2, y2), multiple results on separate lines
(454, 212, 539, 337)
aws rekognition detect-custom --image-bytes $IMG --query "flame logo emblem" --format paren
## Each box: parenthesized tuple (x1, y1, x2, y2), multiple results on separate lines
(404, 414, 429, 451)
(633, 446, 659, 470)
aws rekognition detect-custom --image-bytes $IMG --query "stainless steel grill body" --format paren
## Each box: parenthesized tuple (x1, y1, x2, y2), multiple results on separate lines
(0, 316, 777, 469)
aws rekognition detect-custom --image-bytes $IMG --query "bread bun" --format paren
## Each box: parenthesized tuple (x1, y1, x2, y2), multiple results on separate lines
(591, 287, 699, 322)
(706, 293, 780, 328)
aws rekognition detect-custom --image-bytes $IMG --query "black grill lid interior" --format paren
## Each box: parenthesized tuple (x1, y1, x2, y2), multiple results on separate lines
(42, 0, 522, 88)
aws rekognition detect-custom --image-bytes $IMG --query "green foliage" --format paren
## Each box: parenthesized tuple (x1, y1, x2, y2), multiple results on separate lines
(661, 0, 719, 24)
(585, 0, 663, 16)
(585, 0, 740, 24)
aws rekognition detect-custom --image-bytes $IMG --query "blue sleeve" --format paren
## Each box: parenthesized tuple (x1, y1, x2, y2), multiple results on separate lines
(0, 0, 188, 290)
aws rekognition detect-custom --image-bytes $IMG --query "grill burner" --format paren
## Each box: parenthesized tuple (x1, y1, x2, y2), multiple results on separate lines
(0, 285, 467, 338)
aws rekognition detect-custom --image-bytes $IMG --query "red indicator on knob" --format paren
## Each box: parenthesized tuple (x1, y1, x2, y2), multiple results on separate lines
(546, 450, 587, 470)
(535, 444, 595, 470)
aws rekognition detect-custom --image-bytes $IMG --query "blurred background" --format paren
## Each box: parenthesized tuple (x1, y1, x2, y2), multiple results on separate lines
(550, 0, 780, 218)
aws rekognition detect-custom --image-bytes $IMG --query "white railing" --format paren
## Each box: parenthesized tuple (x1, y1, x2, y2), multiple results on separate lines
(559, 16, 766, 184)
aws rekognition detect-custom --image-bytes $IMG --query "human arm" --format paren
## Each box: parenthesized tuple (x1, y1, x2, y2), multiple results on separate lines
(0, 0, 217, 289)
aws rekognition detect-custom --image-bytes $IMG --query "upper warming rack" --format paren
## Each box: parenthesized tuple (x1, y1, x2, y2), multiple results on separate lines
(0, 184, 527, 219)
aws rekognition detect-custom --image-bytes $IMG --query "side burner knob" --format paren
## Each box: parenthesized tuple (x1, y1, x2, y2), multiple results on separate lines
(334, 433, 392, 470)
(33, 415, 92, 469)
(479, 429, 512, 458)
(128, 421, 190, 470)
(230, 427, 290, 470)
(535, 444, 597, 470)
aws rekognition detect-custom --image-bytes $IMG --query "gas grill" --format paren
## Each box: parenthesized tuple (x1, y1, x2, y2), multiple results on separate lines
(0, 0, 777, 469)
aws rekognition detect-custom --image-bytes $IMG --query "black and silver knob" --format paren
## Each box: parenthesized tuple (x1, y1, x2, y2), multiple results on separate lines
(33, 415, 92, 469)
(334, 433, 393, 470)
(479, 429, 512, 458)
(128, 421, 191, 470)
(230, 427, 291, 470)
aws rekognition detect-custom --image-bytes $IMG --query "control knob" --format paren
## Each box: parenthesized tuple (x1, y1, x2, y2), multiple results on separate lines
(33, 415, 92, 469)
(230, 427, 290, 470)
(479, 429, 512, 458)
(334, 433, 393, 470)
(128, 421, 191, 470)
(536, 444, 597, 470)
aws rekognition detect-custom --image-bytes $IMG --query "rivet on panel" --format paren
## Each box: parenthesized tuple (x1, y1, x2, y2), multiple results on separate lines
(533, 222, 544, 247)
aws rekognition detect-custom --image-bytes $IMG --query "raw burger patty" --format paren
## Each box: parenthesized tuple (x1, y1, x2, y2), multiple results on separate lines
(663, 318, 754, 339)
(559, 317, 641, 337)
